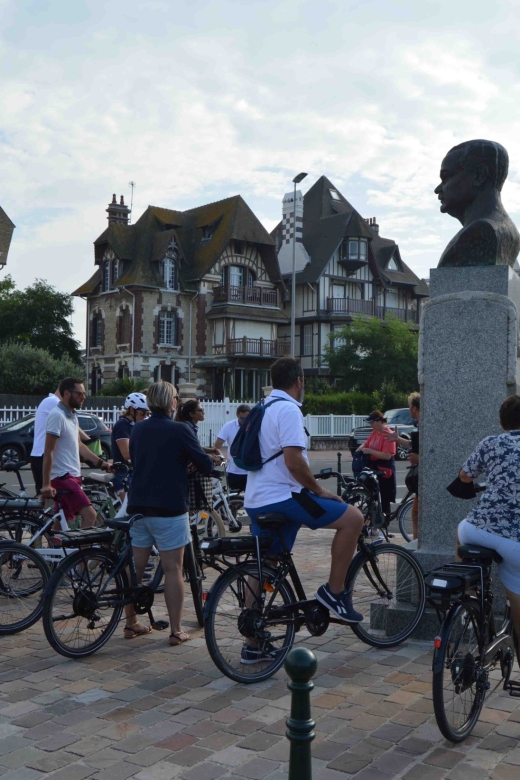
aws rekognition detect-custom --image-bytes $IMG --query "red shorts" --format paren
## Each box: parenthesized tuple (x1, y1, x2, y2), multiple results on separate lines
(51, 475, 91, 521)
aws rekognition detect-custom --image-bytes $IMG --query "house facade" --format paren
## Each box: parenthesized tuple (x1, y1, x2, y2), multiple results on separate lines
(0, 205, 15, 270)
(73, 195, 288, 400)
(272, 176, 429, 375)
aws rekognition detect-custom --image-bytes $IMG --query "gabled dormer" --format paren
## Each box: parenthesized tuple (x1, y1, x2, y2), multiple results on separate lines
(337, 212, 373, 275)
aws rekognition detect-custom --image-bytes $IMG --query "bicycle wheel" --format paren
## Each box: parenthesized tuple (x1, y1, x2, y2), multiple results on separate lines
(397, 498, 414, 543)
(203, 510, 226, 539)
(205, 563, 296, 684)
(0, 515, 54, 549)
(184, 542, 204, 627)
(0, 541, 51, 634)
(432, 601, 486, 742)
(42, 547, 127, 658)
(345, 543, 425, 647)
(214, 495, 249, 532)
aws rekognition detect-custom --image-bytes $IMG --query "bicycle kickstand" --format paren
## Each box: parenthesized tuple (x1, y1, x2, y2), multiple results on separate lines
(504, 680, 520, 697)
(147, 608, 169, 631)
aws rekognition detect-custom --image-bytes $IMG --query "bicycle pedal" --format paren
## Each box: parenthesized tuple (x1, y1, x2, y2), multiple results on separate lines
(506, 680, 520, 697)
(151, 619, 169, 631)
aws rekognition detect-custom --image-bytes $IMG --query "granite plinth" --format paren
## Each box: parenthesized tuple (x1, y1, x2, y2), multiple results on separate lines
(416, 266, 520, 579)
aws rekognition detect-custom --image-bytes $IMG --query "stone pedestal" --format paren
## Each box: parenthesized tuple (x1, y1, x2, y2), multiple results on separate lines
(417, 266, 520, 576)
(177, 381, 199, 400)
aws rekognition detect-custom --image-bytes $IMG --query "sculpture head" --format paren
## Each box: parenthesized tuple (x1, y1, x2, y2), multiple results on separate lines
(434, 140, 509, 221)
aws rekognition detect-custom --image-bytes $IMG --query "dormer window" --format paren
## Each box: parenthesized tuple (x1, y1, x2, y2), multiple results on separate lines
(329, 189, 341, 201)
(387, 256, 399, 271)
(160, 240, 179, 290)
(234, 240, 244, 255)
(103, 261, 111, 292)
(347, 239, 367, 261)
(202, 221, 218, 242)
(102, 248, 116, 291)
(112, 258, 120, 284)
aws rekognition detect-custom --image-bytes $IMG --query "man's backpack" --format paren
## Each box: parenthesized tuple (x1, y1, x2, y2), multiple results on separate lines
(230, 397, 288, 472)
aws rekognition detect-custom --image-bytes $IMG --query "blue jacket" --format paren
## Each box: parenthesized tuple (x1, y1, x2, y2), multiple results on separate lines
(128, 412, 213, 516)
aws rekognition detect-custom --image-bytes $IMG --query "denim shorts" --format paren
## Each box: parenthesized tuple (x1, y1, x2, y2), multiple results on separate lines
(246, 490, 348, 554)
(458, 519, 520, 595)
(130, 513, 190, 551)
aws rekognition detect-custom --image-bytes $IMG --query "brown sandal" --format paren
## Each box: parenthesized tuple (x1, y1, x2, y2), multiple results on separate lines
(169, 631, 190, 646)
(124, 623, 152, 639)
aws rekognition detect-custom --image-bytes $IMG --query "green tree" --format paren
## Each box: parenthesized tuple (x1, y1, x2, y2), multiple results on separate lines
(324, 315, 419, 394)
(0, 342, 83, 395)
(0, 275, 81, 363)
(97, 377, 149, 397)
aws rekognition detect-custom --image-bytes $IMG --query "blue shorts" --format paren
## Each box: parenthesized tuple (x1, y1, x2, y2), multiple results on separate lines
(246, 490, 348, 554)
(130, 513, 190, 551)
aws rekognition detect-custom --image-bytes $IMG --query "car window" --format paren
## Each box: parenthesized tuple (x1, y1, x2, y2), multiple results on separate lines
(386, 409, 413, 425)
(0, 416, 35, 432)
(78, 415, 96, 432)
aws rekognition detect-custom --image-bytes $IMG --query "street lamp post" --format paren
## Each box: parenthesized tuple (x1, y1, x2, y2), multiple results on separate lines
(291, 172, 307, 358)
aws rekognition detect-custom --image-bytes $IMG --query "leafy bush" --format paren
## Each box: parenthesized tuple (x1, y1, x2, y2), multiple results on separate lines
(303, 392, 375, 415)
(371, 381, 410, 413)
(97, 377, 149, 397)
(304, 377, 332, 396)
(0, 342, 84, 395)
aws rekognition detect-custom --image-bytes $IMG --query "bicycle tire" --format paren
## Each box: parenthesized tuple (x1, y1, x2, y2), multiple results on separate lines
(345, 543, 425, 647)
(42, 547, 127, 659)
(0, 541, 51, 634)
(213, 495, 248, 533)
(204, 563, 296, 684)
(204, 509, 226, 539)
(432, 600, 486, 742)
(0, 515, 54, 549)
(397, 498, 415, 543)
(184, 541, 204, 627)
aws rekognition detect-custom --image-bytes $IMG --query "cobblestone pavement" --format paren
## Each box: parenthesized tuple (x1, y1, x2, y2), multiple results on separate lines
(2, 527, 520, 780)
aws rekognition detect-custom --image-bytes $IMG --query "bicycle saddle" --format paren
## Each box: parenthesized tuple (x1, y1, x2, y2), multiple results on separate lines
(255, 512, 289, 528)
(104, 514, 143, 531)
(85, 473, 115, 484)
(458, 544, 503, 564)
(3, 461, 27, 472)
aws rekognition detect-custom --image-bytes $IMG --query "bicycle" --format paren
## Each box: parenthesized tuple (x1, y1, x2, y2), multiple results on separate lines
(0, 539, 51, 634)
(344, 467, 415, 542)
(202, 469, 426, 684)
(426, 543, 519, 742)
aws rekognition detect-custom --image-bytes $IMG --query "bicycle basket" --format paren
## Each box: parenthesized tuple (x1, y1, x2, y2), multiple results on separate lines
(200, 536, 271, 556)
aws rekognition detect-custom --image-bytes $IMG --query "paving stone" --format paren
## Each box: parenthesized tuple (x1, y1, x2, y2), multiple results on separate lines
(306, 741, 345, 762)
(0, 749, 44, 771)
(354, 769, 394, 780)
(35, 734, 79, 753)
(232, 758, 280, 780)
(99, 708, 140, 723)
(181, 762, 228, 780)
(44, 763, 96, 780)
(326, 751, 371, 774)
(424, 748, 465, 769)
(495, 720, 520, 738)
(0, 739, 32, 758)
(371, 723, 413, 743)
(165, 747, 213, 767)
(95, 762, 139, 780)
(447, 764, 490, 780)
(125, 749, 173, 768)
(133, 762, 181, 780)
(479, 734, 518, 752)
(0, 770, 44, 780)
(113, 735, 158, 754)
(11, 714, 53, 729)
(402, 764, 446, 780)
(26, 752, 74, 773)
(236, 734, 280, 753)
(153, 735, 197, 752)
(491, 763, 520, 780)
(209, 747, 253, 769)
(398, 737, 435, 755)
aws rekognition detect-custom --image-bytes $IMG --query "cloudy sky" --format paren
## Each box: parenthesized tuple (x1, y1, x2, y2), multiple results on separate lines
(2, 0, 520, 344)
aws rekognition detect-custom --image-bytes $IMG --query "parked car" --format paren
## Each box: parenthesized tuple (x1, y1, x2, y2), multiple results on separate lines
(0, 413, 113, 468)
(348, 408, 416, 460)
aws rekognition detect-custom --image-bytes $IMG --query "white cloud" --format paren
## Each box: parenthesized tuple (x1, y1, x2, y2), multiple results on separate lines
(2, 1, 520, 340)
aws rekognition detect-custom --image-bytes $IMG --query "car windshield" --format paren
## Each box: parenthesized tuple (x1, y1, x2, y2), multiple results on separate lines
(0, 415, 35, 431)
(385, 409, 413, 425)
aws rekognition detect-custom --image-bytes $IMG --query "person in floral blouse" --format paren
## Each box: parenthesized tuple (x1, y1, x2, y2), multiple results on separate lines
(458, 394, 520, 664)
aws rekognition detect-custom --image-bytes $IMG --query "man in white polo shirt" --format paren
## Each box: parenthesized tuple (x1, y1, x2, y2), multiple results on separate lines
(30, 389, 61, 496)
(244, 358, 364, 663)
(214, 404, 251, 493)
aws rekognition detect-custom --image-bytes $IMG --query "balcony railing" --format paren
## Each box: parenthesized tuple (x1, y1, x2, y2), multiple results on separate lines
(214, 338, 291, 358)
(213, 285, 279, 307)
(326, 297, 418, 323)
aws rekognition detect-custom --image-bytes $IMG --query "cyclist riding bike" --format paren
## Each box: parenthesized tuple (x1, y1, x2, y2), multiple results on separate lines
(245, 358, 364, 663)
(111, 392, 149, 500)
(457, 394, 520, 667)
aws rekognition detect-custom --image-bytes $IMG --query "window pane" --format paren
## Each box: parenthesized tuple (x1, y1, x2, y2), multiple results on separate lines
(359, 241, 367, 260)
(348, 240, 359, 259)
(230, 266, 243, 287)
(103, 262, 110, 290)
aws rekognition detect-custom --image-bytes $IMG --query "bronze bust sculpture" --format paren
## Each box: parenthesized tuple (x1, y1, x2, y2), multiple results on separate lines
(435, 139, 520, 267)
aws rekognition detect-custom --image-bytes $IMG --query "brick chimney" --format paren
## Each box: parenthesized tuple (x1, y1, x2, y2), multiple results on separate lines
(364, 216, 379, 234)
(106, 194, 131, 225)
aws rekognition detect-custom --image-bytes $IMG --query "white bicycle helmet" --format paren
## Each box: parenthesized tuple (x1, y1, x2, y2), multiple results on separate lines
(124, 392, 149, 411)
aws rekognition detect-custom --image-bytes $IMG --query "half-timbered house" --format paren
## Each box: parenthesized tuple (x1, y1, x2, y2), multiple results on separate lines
(272, 176, 429, 377)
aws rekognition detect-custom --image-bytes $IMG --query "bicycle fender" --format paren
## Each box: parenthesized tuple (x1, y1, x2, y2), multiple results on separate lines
(431, 600, 477, 675)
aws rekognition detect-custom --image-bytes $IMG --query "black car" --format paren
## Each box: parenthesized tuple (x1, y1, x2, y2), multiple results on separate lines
(0, 413, 113, 467)
(348, 408, 416, 460)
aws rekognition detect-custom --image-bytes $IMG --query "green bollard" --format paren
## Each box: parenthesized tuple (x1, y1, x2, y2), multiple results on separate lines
(285, 646, 318, 780)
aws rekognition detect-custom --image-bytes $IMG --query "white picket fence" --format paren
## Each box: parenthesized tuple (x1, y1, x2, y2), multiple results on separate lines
(0, 403, 364, 448)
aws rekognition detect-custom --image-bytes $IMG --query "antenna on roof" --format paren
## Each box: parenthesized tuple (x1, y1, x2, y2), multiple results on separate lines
(128, 181, 136, 224)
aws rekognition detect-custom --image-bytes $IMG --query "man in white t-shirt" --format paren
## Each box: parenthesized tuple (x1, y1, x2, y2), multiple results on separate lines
(244, 358, 364, 663)
(30, 390, 61, 495)
(214, 404, 251, 493)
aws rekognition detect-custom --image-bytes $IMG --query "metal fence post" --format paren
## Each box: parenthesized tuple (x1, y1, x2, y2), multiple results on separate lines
(285, 646, 317, 780)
